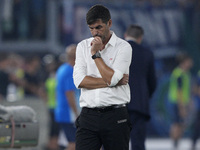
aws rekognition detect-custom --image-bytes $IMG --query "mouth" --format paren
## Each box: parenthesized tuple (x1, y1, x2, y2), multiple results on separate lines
(93, 35, 102, 38)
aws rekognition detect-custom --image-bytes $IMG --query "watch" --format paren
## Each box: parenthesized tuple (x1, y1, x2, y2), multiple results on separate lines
(92, 51, 101, 59)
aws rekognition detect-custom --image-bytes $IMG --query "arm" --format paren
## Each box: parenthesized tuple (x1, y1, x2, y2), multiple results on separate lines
(65, 90, 79, 117)
(91, 37, 132, 87)
(117, 74, 129, 86)
(93, 57, 114, 85)
(73, 41, 111, 89)
(91, 37, 114, 85)
(78, 76, 107, 89)
(176, 77, 187, 118)
(64, 69, 79, 117)
(177, 88, 187, 118)
(73, 38, 131, 89)
(79, 74, 129, 89)
(147, 52, 157, 98)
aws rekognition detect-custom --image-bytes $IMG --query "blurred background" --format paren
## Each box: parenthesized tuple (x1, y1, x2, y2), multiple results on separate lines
(0, 0, 200, 150)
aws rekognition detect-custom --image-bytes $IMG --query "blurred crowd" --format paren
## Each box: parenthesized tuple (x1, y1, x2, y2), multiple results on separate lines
(1, 47, 200, 150)
(0, 0, 199, 41)
(90, 0, 200, 8)
(0, 52, 62, 101)
(0, 0, 200, 150)
(0, 51, 74, 150)
(0, 0, 46, 40)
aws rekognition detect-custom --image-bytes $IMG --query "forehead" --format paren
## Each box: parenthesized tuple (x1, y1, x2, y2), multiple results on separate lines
(88, 19, 105, 27)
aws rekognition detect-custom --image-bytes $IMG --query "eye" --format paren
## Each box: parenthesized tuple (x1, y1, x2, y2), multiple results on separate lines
(95, 25, 102, 30)
(89, 27, 94, 30)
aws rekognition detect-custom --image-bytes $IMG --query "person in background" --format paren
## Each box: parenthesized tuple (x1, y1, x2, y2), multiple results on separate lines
(43, 54, 60, 150)
(8, 53, 25, 100)
(23, 55, 45, 99)
(168, 52, 193, 150)
(55, 44, 80, 150)
(190, 70, 200, 150)
(0, 52, 10, 100)
(124, 24, 157, 150)
(73, 4, 132, 150)
(0, 52, 27, 101)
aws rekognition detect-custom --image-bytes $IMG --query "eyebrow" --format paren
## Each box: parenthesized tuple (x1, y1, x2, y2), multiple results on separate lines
(89, 25, 103, 30)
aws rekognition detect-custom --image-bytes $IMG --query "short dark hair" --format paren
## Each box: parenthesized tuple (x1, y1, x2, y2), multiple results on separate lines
(86, 4, 111, 25)
(125, 24, 144, 39)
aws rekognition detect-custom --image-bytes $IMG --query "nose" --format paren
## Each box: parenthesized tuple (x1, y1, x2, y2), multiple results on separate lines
(92, 29, 99, 37)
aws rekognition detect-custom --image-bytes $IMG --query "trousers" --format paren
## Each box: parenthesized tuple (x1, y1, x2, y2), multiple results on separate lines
(75, 106, 131, 150)
(129, 111, 148, 150)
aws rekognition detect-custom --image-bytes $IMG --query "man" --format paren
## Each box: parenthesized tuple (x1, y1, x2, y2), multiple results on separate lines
(124, 24, 157, 150)
(168, 52, 193, 150)
(0, 52, 10, 100)
(73, 4, 132, 150)
(43, 54, 60, 150)
(190, 70, 200, 150)
(23, 55, 44, 99)
(55, 44, 79, 150)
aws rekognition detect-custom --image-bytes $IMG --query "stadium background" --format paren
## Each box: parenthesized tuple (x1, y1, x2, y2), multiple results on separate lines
(0, 0, 200, 147)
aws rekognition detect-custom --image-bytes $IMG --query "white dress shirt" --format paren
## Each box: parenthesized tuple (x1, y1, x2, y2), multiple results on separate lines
(73, 32, 132, 108)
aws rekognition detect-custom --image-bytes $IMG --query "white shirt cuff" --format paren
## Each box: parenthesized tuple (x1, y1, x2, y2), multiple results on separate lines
(108, 69, 123, 87)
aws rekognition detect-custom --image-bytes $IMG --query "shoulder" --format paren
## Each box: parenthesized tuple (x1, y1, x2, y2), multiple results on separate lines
(117, 36, 130, 46)
(57, 64, 65, 72)
(171, 67, 183, 78)
(64, 64, 73, 74)
(138, 45, 154, 57)
(57, 64, 72, 75)
(127, 40, 143, 52)
(115, 37, 132, 52)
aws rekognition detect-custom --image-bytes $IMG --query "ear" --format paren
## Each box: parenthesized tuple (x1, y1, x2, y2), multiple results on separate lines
(108, 19, 112, 28)
(138, 36, 143, 44)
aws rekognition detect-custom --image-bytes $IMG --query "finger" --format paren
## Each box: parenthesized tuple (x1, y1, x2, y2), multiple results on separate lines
(95, 37, 103, 44)
(123, 74, 128, 78)
(94, 36, 101, 40)
(91, 39, 98, 46)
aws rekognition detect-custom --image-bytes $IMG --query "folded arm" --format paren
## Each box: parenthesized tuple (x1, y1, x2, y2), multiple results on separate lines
(73, 39, 132, 89)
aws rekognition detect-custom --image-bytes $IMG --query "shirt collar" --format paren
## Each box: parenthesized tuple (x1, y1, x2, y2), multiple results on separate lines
(107, 31, 116, 47)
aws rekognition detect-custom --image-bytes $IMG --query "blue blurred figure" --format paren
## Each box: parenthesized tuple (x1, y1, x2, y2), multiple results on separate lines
(55, 44, 80, 150)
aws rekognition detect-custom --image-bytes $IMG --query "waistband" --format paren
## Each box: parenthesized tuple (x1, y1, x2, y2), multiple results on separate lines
(82, 104, 126, 113)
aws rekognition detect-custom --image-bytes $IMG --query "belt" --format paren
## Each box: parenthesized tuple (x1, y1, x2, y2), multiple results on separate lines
(83, 104, 126, 113)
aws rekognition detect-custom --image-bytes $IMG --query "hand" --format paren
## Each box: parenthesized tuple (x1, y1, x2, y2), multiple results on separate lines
(91, 36, 103, 55)
(117, 74, 129, 86)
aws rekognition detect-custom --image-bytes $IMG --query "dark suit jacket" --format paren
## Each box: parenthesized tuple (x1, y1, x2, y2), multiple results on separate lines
(127, 40, 157, 119)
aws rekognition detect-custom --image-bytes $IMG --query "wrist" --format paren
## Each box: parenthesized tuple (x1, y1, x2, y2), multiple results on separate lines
(91, 50, 96, 55)
(92, 51, 101, 59)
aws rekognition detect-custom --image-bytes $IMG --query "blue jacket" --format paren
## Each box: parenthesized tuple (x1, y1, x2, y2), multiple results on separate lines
(127, 40, 157, 119)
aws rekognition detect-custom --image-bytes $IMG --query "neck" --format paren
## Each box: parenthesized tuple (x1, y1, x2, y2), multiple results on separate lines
(179, 65, 188, 72)
(125, 36, 137, 42)
(103, 32, 112, 45)
(68, 60, 74, 67)
(125, 36, 141, 44)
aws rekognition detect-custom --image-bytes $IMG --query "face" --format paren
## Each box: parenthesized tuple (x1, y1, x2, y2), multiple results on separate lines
(184, 58, 193, 71)
(88, 19, 112, 44)
(67, 46, 76, 66)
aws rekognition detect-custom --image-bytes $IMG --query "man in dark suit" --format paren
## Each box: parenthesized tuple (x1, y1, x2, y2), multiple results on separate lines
(124, 25, 157, 150)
